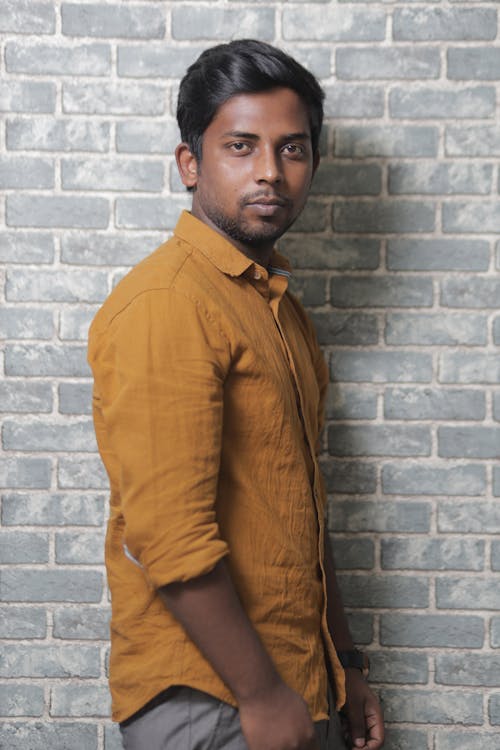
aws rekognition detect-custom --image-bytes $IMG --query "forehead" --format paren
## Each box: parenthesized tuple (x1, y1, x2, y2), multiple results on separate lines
(207, 87, 311, 138)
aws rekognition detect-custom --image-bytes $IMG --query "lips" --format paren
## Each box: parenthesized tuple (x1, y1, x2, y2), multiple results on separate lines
(246, 195, 288, 208)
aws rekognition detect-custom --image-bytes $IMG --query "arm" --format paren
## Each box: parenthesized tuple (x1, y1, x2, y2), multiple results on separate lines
(160, 559, 318, 750)
(324, 537, 384, 750)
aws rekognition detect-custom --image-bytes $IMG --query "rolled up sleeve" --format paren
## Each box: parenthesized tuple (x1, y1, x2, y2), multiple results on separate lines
(91, 288, 231, 589)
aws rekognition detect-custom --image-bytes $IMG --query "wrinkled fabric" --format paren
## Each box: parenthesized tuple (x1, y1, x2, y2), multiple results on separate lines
(88, 211, 345, 724)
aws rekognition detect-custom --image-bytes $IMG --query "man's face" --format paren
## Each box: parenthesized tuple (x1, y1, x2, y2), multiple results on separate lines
(177, 87, 318, 259)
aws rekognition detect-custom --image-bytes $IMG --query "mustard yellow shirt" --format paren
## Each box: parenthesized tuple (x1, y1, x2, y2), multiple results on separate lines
(88, 211, 345, 723)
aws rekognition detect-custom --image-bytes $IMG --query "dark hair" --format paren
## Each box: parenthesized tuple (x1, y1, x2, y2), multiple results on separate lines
(177, 39, 325, 161)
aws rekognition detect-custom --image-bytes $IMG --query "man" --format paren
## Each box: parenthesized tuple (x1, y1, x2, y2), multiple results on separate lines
(88, 40, 384, 750)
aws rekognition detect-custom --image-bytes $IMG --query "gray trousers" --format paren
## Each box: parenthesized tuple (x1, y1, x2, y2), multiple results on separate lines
(120, 686, 348, 750)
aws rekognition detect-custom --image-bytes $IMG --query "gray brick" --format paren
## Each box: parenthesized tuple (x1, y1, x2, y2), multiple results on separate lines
(381, 688, 482, 725)
(0, 723, 97, 750)
(333, 200, 436, 233)
(116, 196, 189, 230)
(384, 387, 485, 421)
(0, 0, 55, 33)
(285, 46, 332, 79)
(495, 467, 500, 496)
(311, 163, 381, 196)
(369, 650, 428, 684)
(330, 351, 433, 383)
(118, 43, 206, 78)
(0, 606, 47, 639)
(386, 313, 487, 346)
(440, 353, 500, 384)
(491, 617, 500, 648)
(437, 578, 500, 610)
(0, 308, 54, 339)
(55, 530, 105, 565)
(441, 278, 500, 309)
(62, 158, 164, 192)
(320, 460, 377, 494)
(60, 308, 98, 340)
(494, 319, 500, 348)
(491, 540, 500, 572)
(283, 6, 386, 40)
(335, 126, 439, 158)
(0, 643, 100, 677)
(58, 383, 93, 415)
(382, 463, 486, 496)
(329, 538, 374, 570)
(438, 500, 500, 534)
(326, 384, 378, 420)
(173, 7, 275, 40)
(61, 233, 158, 266)
(0, 382, 53, 414)
(288, 275, 327, 307)
(1, 493, 105, 527)
(3, 419, 97, 453)
(0, 156, 54, 189)
(7, 118, 110, 152)
(62, 3, 166, 38)
(446, 125, 500, 157)
(105, 724, 123, 750)
(490, 695, 500, 725)
(6, 269, 107, 303)
(435, 731, 500, 750)
(336, 47, 440, 80)
(387, 239, 490, 272)
(384, 729, 429, 750)
(324, 84, 384, 118)
(328, 501, 431, 533)
(331, 276, 433, 307)
(448, 48, 500, 80)
(1, 232, 55, 263)
(310, 312, 378, 345)
(63, 81, 166, 116)
(437, 654, 500, 687)
(282, 236, 380, 271)
(5, 344, 89, 377)
(0, 570, 103, 604)
(54, 606, 110, 640)
(439, 426, 500, 459)
(58, 456, 108, 491)
(338, 574, 429, 608)
(50, 683, 111, 717)
(389, 162, 493, 195)
(381, 613, 484, 648)
(0, 684, 44, 717)
(395, 8, 497, 40)
(290, 200, 327, 232)
(443, 202, 500, 233)
(0, 458, 51, 489)
(7, 195, 109, 230)
(346, 613, 373, 646)
(329, 425, 430, 457)
(0, 81, 55, 113)
(0, 531, 49, 563)
(5, 42, 111, 75)
(382, 538, 484, 571)
(116, 120, 179, 154)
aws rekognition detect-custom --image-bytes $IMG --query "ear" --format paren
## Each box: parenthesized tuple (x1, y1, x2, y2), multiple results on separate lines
(175, 142, 199, 189)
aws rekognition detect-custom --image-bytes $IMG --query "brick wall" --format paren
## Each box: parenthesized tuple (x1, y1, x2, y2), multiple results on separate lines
(0, 2, 498, 748)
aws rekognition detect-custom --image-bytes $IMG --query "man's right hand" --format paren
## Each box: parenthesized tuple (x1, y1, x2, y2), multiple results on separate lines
(239, 680, 319, 750)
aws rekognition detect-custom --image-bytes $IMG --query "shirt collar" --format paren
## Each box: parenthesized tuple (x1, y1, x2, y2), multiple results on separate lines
(173, 211, 292, 279)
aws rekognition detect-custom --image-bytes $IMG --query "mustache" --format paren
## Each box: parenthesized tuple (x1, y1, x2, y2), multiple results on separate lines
(241, 191, 290, 207)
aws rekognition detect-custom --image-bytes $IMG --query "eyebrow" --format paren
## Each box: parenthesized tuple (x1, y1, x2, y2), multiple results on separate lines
(220, 130, 311, 141)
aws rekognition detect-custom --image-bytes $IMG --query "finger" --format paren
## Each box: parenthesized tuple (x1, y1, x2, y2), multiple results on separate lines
(363, 700, 385, 749)
(347, 702, 367, 748)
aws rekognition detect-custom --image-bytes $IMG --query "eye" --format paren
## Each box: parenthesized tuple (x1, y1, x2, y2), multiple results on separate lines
(228, 142, 251, 154)
(282, 143, 306, 158)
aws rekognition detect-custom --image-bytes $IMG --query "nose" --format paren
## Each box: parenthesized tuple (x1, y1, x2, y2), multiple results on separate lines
(254, 145, 282, 184)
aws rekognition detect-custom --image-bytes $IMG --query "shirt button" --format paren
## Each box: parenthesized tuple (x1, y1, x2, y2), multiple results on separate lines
(254, 270, 261, 280)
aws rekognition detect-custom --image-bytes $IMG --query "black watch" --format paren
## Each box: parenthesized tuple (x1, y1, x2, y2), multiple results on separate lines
(337, 649, 370, 678)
